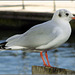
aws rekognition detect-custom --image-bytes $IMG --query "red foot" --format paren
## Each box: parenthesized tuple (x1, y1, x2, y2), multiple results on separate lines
(43, 63, 48, 66)
(43, 64, 52, 67)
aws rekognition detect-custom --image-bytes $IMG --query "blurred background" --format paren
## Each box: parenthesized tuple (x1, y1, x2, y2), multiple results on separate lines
(0, 1, 75, 74)
(0, 1, 75, 13)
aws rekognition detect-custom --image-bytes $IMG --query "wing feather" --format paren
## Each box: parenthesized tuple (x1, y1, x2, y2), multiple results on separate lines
(6, 34, 20, 42)
(6, 20, 60, 49)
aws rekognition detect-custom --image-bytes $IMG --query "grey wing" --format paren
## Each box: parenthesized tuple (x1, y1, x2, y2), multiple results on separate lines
(6, 34, 21, 42)
(6, 22, 58, 48)
(6, 34, 21, 46)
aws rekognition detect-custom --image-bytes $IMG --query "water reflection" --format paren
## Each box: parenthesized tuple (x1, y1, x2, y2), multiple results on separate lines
(0, 30, 75, 74)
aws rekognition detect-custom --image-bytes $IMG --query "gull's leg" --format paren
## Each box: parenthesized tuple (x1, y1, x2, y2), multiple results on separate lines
(45, 51, 52, 67)
(40, 51, 48, 66)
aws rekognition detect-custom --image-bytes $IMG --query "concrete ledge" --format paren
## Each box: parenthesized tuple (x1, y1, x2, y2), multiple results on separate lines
(32, 66, 75, 75)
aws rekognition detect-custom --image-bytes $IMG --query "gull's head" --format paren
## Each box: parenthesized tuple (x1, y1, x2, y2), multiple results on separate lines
(52, 9, 75, 22)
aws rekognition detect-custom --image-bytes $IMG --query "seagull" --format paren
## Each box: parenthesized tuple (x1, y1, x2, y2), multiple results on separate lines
(0, 9, 75, 67)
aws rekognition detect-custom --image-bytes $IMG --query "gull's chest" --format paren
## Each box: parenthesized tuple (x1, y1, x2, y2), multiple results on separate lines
(61, 23, 71, 38)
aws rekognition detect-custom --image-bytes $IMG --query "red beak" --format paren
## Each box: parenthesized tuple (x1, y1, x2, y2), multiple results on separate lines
(72, 17, 75, 19)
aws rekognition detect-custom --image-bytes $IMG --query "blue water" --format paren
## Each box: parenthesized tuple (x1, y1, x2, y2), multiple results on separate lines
(0, 31, 75, 74)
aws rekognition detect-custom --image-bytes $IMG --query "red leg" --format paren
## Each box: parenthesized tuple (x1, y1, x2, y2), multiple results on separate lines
(40, 51, 47, 66)
(45, 51, 52, 67)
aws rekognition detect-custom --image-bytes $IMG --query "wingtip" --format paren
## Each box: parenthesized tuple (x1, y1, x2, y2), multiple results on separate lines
(0, 42, 7, 49)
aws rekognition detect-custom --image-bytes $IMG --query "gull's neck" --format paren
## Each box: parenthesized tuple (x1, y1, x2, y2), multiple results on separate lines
(51, 17, 71, 35)
(52, 17, 70, 26)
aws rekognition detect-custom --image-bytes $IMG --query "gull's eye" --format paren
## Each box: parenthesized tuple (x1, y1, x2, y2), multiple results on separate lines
(66, 13, 69, 16)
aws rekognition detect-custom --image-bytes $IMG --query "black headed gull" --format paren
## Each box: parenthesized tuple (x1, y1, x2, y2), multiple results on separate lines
(0, 9, 75, 67)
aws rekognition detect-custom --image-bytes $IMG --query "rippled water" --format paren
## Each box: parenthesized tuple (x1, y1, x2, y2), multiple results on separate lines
(0, 30, 75, 74)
